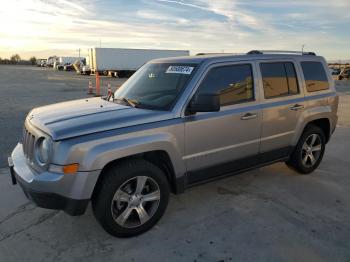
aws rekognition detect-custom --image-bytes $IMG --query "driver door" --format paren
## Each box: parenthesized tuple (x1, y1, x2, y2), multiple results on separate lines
(183, 62, 262, 184)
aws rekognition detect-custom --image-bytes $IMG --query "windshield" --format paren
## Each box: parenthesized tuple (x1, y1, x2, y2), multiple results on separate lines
(114, 63, 197, 110)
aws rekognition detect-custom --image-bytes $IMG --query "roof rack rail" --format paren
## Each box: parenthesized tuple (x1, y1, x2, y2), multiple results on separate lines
(195, 53, 235, 56)
(247, 50, 316, 56)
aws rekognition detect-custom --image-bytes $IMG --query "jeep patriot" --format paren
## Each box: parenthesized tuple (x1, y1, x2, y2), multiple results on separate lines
(9, 50, 338, 237)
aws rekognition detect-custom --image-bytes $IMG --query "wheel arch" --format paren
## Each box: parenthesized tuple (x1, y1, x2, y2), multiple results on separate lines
(91, 149, 184, 201)
(296, 117, 331, 145)
(306, 118, 331, 142)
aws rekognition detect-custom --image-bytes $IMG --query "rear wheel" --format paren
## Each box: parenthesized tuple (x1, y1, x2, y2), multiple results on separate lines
(92, 159, 170, 237)
(286, 125, 326, 174)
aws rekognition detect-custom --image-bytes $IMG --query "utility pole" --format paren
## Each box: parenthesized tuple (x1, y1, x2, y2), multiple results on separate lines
(77, 48, 81, 59)
(301, 44, 305, 53)
(99, 39, 101, 48)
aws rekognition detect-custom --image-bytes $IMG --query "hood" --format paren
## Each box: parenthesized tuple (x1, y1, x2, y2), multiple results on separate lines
(28, 97, 174, 140)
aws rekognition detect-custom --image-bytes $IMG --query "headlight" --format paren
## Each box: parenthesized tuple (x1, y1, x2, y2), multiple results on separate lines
(36, 137, 51, 164)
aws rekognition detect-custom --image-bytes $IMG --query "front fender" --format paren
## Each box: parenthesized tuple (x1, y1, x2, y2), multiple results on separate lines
(79, 132, 185, 177)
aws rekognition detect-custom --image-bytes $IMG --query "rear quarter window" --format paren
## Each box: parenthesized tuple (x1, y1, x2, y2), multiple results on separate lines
(301, 62, 329, 92)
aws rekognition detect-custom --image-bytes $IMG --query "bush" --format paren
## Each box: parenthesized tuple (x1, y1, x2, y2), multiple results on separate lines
(10, 54, 21, 64)
(29, 56, 37, 65)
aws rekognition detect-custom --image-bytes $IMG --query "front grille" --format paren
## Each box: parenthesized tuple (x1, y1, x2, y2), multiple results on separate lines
(22, 127, 36, 163)
(22, 120, 51, 173)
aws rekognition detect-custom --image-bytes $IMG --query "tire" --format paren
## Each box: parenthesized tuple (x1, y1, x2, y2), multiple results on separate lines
(286, 125, 326, 174)
(338, 75, 343, 80)
(92, 159, 170, 237)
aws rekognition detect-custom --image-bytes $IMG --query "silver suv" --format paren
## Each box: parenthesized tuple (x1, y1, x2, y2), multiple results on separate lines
(9, 50, 338, 237)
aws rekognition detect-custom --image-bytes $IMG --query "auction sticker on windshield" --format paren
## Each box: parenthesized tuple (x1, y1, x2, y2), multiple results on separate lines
(166, 66, 194, 75)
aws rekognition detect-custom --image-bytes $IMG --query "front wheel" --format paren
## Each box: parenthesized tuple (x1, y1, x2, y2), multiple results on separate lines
(92, 159, 170, 237)
(286, 125, 326, 174)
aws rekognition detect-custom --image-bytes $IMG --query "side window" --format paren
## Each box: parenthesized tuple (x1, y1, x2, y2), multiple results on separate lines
(260, 62, 299, 99)
(301, 62, 329, 92)
(197, 64, 254, 106)
(285, 63, 299, 95)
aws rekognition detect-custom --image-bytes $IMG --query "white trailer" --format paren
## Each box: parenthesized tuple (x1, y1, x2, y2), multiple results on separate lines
(88, 48, 189, 77)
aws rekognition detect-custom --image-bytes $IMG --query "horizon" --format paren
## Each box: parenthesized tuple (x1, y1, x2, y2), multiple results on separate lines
(0, 0, 349, 60)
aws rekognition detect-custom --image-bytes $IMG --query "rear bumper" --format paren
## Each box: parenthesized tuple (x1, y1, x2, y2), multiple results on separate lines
(10, 143, 100, 215)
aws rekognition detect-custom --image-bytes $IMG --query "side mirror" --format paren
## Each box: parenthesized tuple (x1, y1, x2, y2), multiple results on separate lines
(187, 93, 220, 114)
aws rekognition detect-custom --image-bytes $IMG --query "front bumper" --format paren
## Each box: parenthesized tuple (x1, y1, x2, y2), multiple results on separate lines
(10, 143, 100, 216)
(16, 177, 89, 215)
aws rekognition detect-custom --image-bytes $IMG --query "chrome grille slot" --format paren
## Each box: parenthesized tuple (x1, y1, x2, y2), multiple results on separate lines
(23, 128, 28, 157)
(29, 134, 35, 160)
(22, 128, 36, 163)
(22, 129, 26, 154)
(23, 129, 28, 156)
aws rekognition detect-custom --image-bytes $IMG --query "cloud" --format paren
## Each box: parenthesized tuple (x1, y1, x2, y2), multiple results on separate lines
(136, 10, 189, 24)
(156, 0, 209, 11)
(57, 0, 88, 13)
(156, 0, 271, 32)
(0, 0, 349, 60)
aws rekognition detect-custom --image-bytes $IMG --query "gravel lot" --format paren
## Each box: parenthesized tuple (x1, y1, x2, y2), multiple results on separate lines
(0, 65, 126, 167)
(0, 65, 350, 262)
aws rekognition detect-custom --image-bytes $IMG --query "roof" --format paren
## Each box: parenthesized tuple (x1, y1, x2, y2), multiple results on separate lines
(152, 51, 323, 64)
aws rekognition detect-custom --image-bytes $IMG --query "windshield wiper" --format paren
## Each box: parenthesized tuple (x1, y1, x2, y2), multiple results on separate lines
(114, 97, 139, 108)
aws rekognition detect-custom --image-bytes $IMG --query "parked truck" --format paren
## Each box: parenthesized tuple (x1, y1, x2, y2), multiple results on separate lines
(59, 57, 81, 65)
(55, 57, 82, 70)
(82, 56, 91, 75)
(36, 59, 46, 67)
(87, 48, 190, 77)
(46, 56, 58, 67)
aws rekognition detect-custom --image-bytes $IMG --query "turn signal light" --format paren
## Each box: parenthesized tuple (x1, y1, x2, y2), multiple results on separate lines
(63, 163, 79, 174)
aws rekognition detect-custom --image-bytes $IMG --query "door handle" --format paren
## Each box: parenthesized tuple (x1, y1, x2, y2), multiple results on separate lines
(241, 113, 257, 120)
(290, 104, 304, 111)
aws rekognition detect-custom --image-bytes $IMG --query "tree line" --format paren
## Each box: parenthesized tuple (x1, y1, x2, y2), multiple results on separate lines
(0, 54, 37, 65)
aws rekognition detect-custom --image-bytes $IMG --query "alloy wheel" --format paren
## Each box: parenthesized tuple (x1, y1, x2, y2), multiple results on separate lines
(111, 176, 161, 228)
(301, 134, 322, 168)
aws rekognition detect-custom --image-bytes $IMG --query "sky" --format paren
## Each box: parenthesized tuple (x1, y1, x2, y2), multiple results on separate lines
(0, 0, 349, 60)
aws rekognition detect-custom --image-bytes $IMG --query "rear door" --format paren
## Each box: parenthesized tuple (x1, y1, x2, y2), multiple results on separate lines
(258, 60, 305, 159)
(183, 62, 262, 184)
